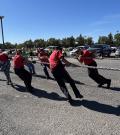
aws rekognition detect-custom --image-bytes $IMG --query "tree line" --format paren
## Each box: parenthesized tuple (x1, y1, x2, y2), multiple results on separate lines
(0, 32, 120, 49)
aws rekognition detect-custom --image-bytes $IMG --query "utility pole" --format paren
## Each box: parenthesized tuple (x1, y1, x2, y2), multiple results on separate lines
(0, 16, 5, 45)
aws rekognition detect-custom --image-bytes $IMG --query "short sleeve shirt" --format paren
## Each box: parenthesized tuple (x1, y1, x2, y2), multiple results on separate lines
(49, 50, 63, 70)
(0, 53, 8, 62)
(79, 50, 94, 65)
(13, 54, 24, 69)
(38, 51, 49, 63)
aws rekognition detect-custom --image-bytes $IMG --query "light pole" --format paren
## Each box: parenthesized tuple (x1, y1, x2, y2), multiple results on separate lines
(0, 16, 5, 45)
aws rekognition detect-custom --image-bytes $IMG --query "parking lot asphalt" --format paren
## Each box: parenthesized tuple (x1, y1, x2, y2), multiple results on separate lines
(0, 58, 120, 135)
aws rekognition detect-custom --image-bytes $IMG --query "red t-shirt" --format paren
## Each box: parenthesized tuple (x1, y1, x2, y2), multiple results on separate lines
(38, 51, 49, 63)
(0, 53, 8, 62)
(79, 50, 94, 65)
(13, 54, 24, 69)
(49, 50, 63, 70)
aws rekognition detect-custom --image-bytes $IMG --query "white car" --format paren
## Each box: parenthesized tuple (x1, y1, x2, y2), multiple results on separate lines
(44, 46, 58, 52)
(69, 46, 87, 56)
(111, 47, 117, 53)
(115, 48, 120, 57)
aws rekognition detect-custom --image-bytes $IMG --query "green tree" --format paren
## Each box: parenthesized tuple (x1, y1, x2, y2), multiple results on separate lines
(85, 37, 93, 46)
(4, 42, 15, 49)
(34, 39, 46, 48)
(61, 36, 75, 48)
(98, 36, 108, 44)
(107, 33, 113, 46)
(76, 34, 85, 46)
(61, 38, 67, 47)
(23, 39, 34, 48)
(114, 32, 120, 46)
(47, 38, 60, 46)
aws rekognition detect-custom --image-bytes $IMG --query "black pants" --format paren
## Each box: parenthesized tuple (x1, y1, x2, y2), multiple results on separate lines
(42, 64, 50, 78)
(88, 61, 108, 84)
(14, 68, 32, 90)
(52, 65, 81, 99)
(0, 60, 11, 83)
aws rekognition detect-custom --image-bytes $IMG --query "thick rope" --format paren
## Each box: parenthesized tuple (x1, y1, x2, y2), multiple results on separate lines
(36, 61, 120, 71)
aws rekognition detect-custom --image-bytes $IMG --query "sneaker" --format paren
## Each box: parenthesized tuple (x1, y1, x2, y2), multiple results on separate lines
(6, 81, 13, 85)
(67, 98, 74, 105)
(29, 86, 35, 92)
(98, 83, 103, 87)
(32, 72, 36, 75)
(46, 76, 51, 79)
(76, 94, 83, 99)
(107, 79, 111, 89)
(6, 82, 9, 85)
(26, 86, 34, 93)
(98, 83, 104, 87)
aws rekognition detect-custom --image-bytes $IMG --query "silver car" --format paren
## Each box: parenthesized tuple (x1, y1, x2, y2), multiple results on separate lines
(115, 48, 120, 57)
(69, 46, 87, 56)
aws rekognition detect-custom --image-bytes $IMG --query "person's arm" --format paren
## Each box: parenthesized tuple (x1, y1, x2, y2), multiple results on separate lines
(60, 56, 79, 67)
(22, 56, 28, 65)
(76, 55, 84, 64)
(60, 56, 71, 66)
(79, 56, 84, 63)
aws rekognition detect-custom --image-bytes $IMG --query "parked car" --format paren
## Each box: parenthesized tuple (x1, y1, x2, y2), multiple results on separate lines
(115, 48, 120, 57)
(44, 46, 58, 55)
(69, 46, 87, 56)
(87, 44, 111, 57)
(111, 46, 117, 53)
(67, 47, 74, 51)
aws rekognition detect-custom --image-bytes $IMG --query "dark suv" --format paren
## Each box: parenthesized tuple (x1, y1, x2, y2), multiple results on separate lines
(87, 44, 111, 57)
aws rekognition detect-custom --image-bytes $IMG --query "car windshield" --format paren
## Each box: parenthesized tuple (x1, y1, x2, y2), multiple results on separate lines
(91, 45, 102, 48)
(46, 46, 57, 49)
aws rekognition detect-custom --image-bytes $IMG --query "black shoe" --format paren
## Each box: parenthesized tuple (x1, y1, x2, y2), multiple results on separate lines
(6, 81, 13, 85)
(46, 76, 51, 79)
(98, 83, 104, 87)
(27, 86, 34, 93)
(32, 72, 36, 75)
(76, 94, 83, 99)
(6, 82, 9, 85)
(67, 98, 74, 105)
(107, 79, 111, 89)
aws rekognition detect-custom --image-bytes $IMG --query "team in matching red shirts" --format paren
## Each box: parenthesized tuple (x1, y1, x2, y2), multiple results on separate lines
(0, 48, 112, 104)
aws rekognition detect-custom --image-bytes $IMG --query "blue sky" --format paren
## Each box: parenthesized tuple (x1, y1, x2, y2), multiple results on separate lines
(0, 0, 120, 44)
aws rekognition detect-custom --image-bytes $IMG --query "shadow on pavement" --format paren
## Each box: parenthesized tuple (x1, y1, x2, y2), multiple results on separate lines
(12, 84, 66, 101)
(100, 86, 120, 91)
(82, 99, 120, 116)
(31, 88, 67, 101)
(33, 74, 55, 80)
(73, 80, 85, 85)
(12, 84, 120, 115)
(109, 87, 120, 91)
(33, 74, 84, 85)
(0, 79, 6, 81)
(12, 84, 27, 92)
